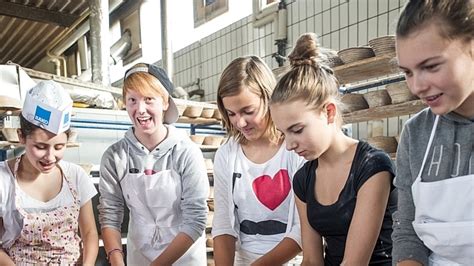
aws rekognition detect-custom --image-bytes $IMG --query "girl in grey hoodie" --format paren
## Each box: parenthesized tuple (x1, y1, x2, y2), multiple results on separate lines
(392, 1, 473, 265)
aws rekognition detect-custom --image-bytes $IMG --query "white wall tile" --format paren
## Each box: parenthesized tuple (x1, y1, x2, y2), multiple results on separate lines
(358, 0, 368, 21)
(322, 0, 331, 11)
(331, 6, 339, 31)
(321, 34, 330, 46)
(379, 0, 389, 13)
(340, 2, 348, 28)
(349, 24, 358, 47)
(388, 9, 399, 34)
(291, 1, 299, 25)
(315, 14, 323, 35)
(368, 17, 378, 41)
(368, 0, 378, 18)
(378, 13, 388, 36)
(349, 0, 358, 25)
(331, 31, 340, 50)
(299, 0, 307, 23)
(323, 11, 331, 34)
(307, 16, 315, 34)
(306, 0, 315, 18)
(358, 20, 368, 45)
(315, 0, 323, 14)
(299, 20, 307, 34)
(265, 34, 273, 57)
(389, 0, 401, 10)
(339, 27, 349, 49)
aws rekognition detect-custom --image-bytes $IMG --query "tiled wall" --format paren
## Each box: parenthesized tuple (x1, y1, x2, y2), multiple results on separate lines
(169, 0, 409, 139)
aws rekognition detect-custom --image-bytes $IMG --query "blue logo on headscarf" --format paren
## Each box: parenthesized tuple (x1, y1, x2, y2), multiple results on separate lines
(34, 106, 51, 125)
(63, 112, 70, 126)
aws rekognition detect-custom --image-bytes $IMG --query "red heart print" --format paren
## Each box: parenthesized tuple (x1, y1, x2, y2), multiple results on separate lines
(252, 169, 291, 211)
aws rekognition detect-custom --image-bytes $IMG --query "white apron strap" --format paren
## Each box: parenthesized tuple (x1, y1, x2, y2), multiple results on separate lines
(416, 115, 440, 180)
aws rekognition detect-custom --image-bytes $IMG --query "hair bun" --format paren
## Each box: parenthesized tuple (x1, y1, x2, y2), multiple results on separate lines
(290, 58, 315, 67)
(288, 33, 321, 68)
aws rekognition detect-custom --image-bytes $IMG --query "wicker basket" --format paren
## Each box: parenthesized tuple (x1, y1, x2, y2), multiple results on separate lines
(213, 110, 223, 120)
(200, 108, 215, 118)
(341, 93, 369, 113)
(183, 106, 203, 118)
(0, 96, 21, 110)
(385, 81, 418, 104)
(338, 47, 375, 64)
(319, 47, 344, 68)
(176, 104, 187, 117)
(368, 35, 396, 57)
(190, 135, 205, 145)
(204, 158, 214, 170)
(367, 136, 398, 153)
(207, 200, 215, 213)
(203, 135, 223, 146)
(363, 90, 392, 108)
(1, 128, 19, 142)
(79, 163, 93, 175)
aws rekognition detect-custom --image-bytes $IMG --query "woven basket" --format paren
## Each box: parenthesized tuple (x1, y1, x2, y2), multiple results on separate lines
(1, 128, 19, 142)
(385, 81, 418, 104)
(0, 96, 21, 110)
(183, 106, 203, 118)
(368, 35, 396, 57)
(338, 47, 375, 64)
(190, 135, 205, 145)
(200, 108, 215, 118)
(213, 110, 223, 120)
(363, 90, 392, 108)
(341, 93, 369, 113)
(176, 103, 187, 116)
(79, 163, 94, 175)
(319, 47, 344, 67)
(207, 200, 215, 213)
(203, 135, 223, 146)
(367, 136, 398, 153)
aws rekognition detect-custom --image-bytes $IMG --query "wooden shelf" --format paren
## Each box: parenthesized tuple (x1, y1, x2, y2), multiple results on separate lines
(272, 54, 401, 85)
(178, 116, 221, 125)
(200, 144, 220, 151)
(0, 141, 80, 149)
(333, 54, 400, 84)
(343, 100, 426, 124)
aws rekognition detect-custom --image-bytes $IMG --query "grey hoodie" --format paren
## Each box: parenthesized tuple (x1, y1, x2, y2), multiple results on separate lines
(98, 125, 209, 241)
(392, 108, 474, 265)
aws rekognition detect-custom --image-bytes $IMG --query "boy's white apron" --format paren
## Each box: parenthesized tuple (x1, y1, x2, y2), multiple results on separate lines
(121, 167, 206, 265)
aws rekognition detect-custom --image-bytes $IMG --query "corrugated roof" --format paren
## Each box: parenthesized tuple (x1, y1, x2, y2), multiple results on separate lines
(0, 0, 89, 68)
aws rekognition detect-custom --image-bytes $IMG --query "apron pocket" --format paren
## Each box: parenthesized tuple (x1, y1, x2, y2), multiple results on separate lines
(144, 170, 181, 208)
(413, 220, 474, 265)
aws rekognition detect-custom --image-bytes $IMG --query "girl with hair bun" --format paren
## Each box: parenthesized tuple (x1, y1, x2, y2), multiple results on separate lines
(270, 33, 396, 265)
(392, 0, 473, 265)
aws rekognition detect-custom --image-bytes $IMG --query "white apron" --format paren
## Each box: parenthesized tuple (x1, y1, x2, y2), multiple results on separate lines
(411, 115, 474, 266)
(121, 160, 206, 266)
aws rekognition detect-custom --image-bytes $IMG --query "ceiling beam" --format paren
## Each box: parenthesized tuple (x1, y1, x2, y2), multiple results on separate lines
(0, 2, 79, 27)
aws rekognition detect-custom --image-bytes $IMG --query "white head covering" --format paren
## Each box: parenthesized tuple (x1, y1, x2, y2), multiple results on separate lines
(21, 80, 73, 134)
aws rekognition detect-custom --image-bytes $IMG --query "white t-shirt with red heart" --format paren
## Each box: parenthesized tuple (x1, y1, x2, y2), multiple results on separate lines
(212, 138, 305, 256)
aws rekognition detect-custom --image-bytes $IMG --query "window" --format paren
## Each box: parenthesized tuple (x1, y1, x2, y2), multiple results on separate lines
(252, 0, 279, 26)
(194, 0, 228, 27)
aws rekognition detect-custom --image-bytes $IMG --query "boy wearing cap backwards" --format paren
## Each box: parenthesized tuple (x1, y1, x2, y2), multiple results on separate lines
(0, 80, 99, 265)
(98, 63, 209, 265)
